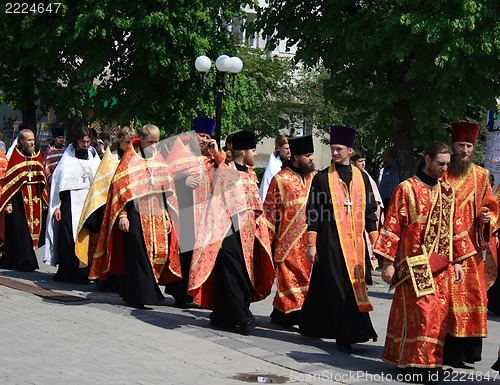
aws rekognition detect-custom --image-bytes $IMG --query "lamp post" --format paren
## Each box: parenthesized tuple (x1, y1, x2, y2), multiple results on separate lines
(195, 55, 243, 146)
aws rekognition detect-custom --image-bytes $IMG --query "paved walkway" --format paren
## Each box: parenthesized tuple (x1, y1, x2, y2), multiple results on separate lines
(0, 249, 498, 384)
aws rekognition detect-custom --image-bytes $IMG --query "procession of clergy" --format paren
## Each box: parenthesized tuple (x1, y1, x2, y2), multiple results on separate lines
(0, 117, 499, 378)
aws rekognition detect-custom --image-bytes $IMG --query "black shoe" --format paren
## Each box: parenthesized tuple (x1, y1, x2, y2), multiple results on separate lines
(125, 302, 151, 310)
(94, 279, 107, 292)
(209, 318, 236, 330)
(443, 359, 467, 368)
(173, 299, 187, 308)
(336, 343, 354, 354)
(240, 317, 261, 335)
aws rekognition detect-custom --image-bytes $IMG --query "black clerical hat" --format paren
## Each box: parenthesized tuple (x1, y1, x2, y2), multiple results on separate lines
(288, 135, 314, 156)
(232, 131, 256, 150)
(330, 125, 356, 148)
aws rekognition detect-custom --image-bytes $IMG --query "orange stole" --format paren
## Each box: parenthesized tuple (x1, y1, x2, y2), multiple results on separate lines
(0, 148, 48, 249)
(328, 164, 372, 312)
(89, 139, 181, 284)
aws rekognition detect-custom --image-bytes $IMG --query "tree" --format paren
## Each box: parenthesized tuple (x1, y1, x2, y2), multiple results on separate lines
(0, 6, 74, 130)
(0, 1, 251, 136)
(255, 0, 500, 179)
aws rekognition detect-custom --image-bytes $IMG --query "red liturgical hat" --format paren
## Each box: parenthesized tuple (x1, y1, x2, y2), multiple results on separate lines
(451, 121, 480, 145)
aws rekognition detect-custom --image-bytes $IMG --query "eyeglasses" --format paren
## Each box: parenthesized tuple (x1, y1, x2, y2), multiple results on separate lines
(436, 161, 450, 167)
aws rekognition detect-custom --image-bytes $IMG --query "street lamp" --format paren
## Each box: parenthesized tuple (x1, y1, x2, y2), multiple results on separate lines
(195, 55, 243, 146)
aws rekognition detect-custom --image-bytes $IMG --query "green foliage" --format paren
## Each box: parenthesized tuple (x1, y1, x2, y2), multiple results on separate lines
(253, 166, 265, 183)
(0, 1, 349, 144)
(0, 0, 351, 148)
(255, 0, 500, 153)
(0, 1, 248, 135)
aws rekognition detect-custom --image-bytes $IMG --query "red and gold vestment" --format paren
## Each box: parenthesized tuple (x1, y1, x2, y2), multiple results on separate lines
(89, 139, 181, 284)
(374, 176, 475, 368)
(188, 162, 275, 308)
(164, 135, 225, 237)
(443, 164, 498, 337)
(263, 167, 315, 314)
(0, 147, 48, 250)
(43, 144, 66, 191)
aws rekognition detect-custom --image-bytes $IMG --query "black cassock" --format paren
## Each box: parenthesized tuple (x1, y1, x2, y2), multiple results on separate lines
(53, 189, 90, 282)
(53, 149, 92, 283)
(0, 188, 45, 271)
(163, 175, 195, 304)
(119, 200, 165, 307)
(299, 164, 378, 345)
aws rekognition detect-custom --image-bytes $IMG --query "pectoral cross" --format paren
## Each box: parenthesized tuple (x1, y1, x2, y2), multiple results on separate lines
(81, 173, 88, 183)
(27, 172, 32, 181)
(345, 199, 353, 213)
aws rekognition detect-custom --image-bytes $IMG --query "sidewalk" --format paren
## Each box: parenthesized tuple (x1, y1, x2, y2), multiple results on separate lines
(0, 249, 498, 384)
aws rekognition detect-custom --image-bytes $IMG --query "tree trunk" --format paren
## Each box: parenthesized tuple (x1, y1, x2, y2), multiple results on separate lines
(391, 99, 415, 181)
(19, 68, 37, 133)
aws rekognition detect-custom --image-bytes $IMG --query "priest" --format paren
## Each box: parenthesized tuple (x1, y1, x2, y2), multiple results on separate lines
(374, 142, 475, 373)
(43, 124, 66, 194)
(263, 135, 315, 327)
(44, 126, 101, 282)
(442, 121, 498, 367)
(89, 125, 181, 309)
(163, 116, 225, 306)
(0, 129, 48, 271)
(188, 130, 275, 334)
(300, 125, 378, 353)
(75, 126, 137, 291)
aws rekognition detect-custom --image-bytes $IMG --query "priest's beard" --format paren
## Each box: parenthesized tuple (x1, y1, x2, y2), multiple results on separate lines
(243, 151, 255, 167)
(22, 144, 35, 155)
(448, 151, 474, 176)
(298, 159, 315, 175)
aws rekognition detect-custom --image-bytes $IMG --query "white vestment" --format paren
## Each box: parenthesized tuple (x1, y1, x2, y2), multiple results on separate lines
(259, 152, 282, 201)
(44, 144, 100, 266)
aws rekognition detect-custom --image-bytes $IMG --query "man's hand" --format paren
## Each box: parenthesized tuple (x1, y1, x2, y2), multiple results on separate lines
(166, 220, 172, 234)
(207, 139, 219, 155)
(307, 245, 318, 264)
(185, 175, 201, 189)
(53, 208, 61, 221)
(118, 217, 129, 232)
(481, 208, 490, 223)
(381, 262, 395, 285)
(5, 205, 13, 215)
(453, 263, 464, 284)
